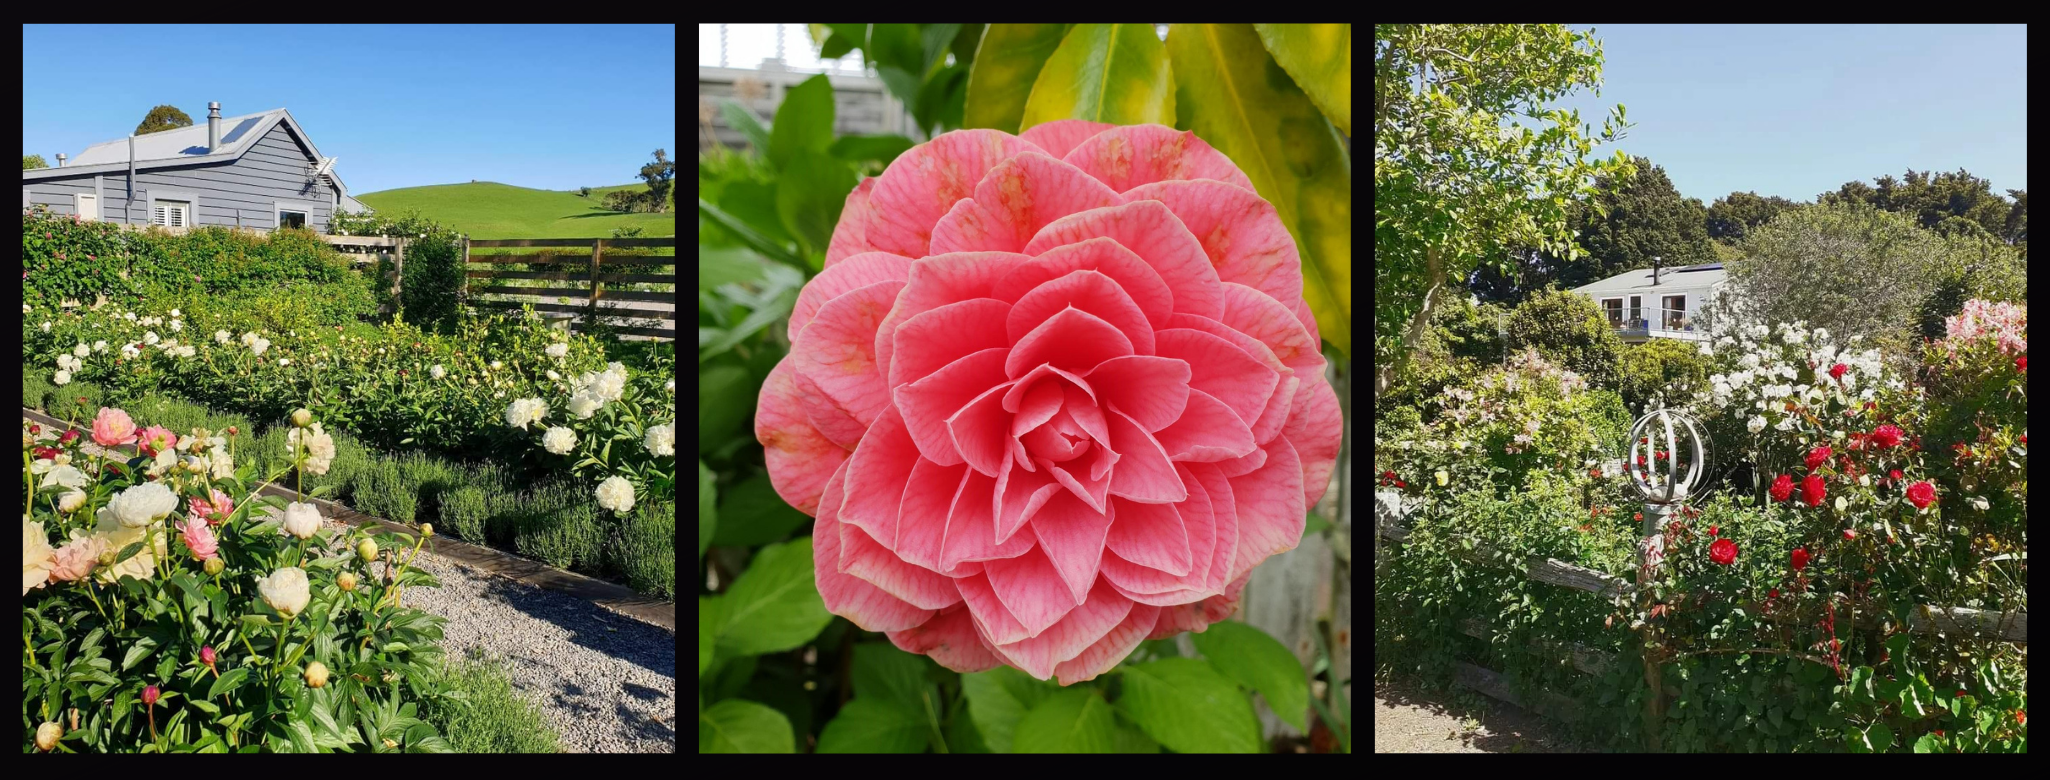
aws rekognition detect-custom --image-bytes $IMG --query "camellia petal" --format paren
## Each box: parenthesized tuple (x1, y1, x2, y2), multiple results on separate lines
(839, 519, 964, 610)
(1121, 179, 1313, 338)
(1152, 388, 1257, 463)
(986, 579, 1133, 681)
(837, 404, 920, 549)
(1025, 200, 1225, 321)
(1005, 269, 1156, 355)
(1018, 119, 1117, 160)
(788, 252, 914, 340)
(886, 603, 1004, 674)
(895, 347, 1009, 466)
(890, 298, 1014, 389)
(1083, 355, 1191, 432)
(1227, 438, 1306, 583)
(1062, 124, 1256, 194)
(792, 279, 904, 430)
(928, 152, 1122, 254)
(866, 129, 1045, 258)
(1103, 498, 1192, 576)
(824, 176, 881, 266)
(755, 355, 851, 516)
(983, 544, 1082, 639)
(876, 251, 1030, 380)
(942, 467, 1040, 573)
(1005, 306, 1135, 378)
(994, 237, 1175, 329)
(1283, 377, 1343, 513)
(1053, 602, 1160, 686)
(1153, 328, 1278, 426)
(814, 462, 936, 631)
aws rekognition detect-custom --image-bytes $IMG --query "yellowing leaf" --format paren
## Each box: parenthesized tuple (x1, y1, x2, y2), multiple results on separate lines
(1168, 23, 1352, 356)
(1253, 24, 1352, 136)
(1019, 23, 1174, 131)
(964, 24, 1073, 133)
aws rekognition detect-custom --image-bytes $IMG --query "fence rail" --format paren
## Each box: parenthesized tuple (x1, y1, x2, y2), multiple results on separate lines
(462, 236, 676, 341)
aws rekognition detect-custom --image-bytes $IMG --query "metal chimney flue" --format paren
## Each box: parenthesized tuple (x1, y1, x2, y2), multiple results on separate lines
(55, 153, 66, 167)
(207, 102, 222, 153)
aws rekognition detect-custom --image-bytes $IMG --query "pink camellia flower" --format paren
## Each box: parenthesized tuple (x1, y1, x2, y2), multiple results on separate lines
(92, 407, 140, 448)
(178, 520, 220, 561)
(1906, 480, 1937, 509)
(755, 122, 1341, 684)
(136, 425, 177, 458)
(189, 489, 235, 527)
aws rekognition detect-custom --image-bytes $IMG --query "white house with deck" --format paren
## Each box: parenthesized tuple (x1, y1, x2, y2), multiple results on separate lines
(1570, 260, 1727, 343)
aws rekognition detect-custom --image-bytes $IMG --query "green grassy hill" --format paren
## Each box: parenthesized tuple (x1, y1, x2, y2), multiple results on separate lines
(354, 182, 676, 239)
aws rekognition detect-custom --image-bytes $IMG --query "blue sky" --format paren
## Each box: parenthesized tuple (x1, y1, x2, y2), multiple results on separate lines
(22, 24, 676, 195)
(1543, 24, 2026, 204)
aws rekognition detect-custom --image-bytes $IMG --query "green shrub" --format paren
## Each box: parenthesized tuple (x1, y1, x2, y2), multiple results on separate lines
(441, 487, 492, 543)
(419, 647, 562, 754)
(244, 427, 291, 477)
(1504, 288, 1624, 391)
(23, 373, 52, 412)
(613, 501, 676, 599)
(396, 451, 464, 519)
(303, 429, 374, 502)
(1615, 339, 1715, 414)
(517, 503, 603, 570)
(354, 459, 416, 523)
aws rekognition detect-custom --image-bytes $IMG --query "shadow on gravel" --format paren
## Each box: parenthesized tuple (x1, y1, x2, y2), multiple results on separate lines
(473, 575, 677, 680)
(1375, 675, 1589, 754)
(613, 700, 676, 743)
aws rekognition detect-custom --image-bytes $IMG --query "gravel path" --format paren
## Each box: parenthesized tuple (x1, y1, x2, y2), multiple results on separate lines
(1373, 674, 1585, 753)
(375, 548, 678, 753)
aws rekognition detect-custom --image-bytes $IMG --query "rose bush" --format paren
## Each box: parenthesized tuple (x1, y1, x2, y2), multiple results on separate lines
(754, 121, 1341, 682)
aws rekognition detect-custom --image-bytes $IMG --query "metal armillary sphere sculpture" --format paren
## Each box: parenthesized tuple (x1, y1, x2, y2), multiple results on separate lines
(1625, 406, 1709, 581)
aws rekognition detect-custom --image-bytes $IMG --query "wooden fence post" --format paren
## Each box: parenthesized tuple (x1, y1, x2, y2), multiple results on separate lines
(392, 237, 406, 310)
(588, 238, 606, 330)
(460, 235, 470, 298)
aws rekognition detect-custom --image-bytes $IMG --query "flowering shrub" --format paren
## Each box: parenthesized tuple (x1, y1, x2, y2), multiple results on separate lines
(1375, 347, 1628, 497)
(22, 408, 456, 752)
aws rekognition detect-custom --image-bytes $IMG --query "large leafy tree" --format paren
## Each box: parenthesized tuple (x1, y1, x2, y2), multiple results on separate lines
(1470, 156, 1714, 305)
(1374, 23, 1634, 398)
(134, 104, 193, 135)
(1816, 168, 2021, 251)
(1705, 191, 1803, 244)
(23, 154, 47, 170)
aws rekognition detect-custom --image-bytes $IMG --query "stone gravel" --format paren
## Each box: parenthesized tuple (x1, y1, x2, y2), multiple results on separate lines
(372, 546, 678, 753)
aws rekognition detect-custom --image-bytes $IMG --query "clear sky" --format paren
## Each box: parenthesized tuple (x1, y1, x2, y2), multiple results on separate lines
(22, 24, 677, 195)
(1544, 24, 2026, 204)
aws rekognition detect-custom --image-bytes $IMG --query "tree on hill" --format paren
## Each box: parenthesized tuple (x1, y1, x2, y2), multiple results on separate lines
(23, 154, 48, 170)
(604, 189, 646, 213)
(1816, 168, 2021, 252)
(1705, 190, 1803, 244)
(579, 186, 592, 198)
(638, 150, 676, 214)
(135, 105, 194, 136)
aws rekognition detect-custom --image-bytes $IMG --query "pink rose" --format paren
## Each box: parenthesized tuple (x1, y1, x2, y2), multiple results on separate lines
(756, 122, 1341, 684)
(178, 520, 220, 561)
(91, 407, 140, 447)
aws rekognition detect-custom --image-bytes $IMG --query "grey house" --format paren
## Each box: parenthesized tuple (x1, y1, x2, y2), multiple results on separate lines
(22, 102, 371, 233)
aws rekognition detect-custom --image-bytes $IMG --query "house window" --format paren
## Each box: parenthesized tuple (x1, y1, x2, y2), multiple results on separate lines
(1627, 295, 1642, 327)
(1601, 297, 1624, 326)
(1663, 295, 1688, 330)
(151, 199, 190, 228)
(279, 210, 308, 229)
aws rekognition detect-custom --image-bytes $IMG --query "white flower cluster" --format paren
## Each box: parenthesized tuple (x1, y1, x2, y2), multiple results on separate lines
(545, 342, 569, 359)
(566, 362, 631, 418)
(505, 398, 548, 430)
(287, 422, 337, 476)
(644, 422, 674, 458)
(541, 426, 578, 455)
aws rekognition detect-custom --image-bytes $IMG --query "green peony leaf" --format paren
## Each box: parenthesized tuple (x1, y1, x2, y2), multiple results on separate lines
(815, 698, 927, 753)
(1013, 687, 1117, 753)
(712, 538, 832, 656)
(1189, 620, 1311, 732)
(1119, 658, 1263, 753)
(699, 698, 795, 753)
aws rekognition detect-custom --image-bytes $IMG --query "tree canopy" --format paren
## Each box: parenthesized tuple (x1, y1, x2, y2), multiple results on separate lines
(1470, 155, 1713, 305)
(134, 105, 194, 136)
(23, 154, 47, 170)
(1705, 191, 1803, 244)
(638, 149, 676, 214)
(1817, 168, 2025, 257)
(1374, 23, 1634, 398)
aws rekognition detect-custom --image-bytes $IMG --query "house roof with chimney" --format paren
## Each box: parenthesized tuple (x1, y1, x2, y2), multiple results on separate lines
(22, 108, 354, 199)
(1570, 263, 1727, 297)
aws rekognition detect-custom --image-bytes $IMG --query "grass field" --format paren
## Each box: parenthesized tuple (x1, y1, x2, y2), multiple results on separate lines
(354, 181, 676, 239)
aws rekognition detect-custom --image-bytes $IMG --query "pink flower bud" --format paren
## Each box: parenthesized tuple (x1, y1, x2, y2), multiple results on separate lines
(142, 685, 160, 705)
(201, 646, 217, 666)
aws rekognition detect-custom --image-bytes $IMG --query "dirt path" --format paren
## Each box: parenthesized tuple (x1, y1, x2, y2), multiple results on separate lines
(1373, 674, 1589, 753)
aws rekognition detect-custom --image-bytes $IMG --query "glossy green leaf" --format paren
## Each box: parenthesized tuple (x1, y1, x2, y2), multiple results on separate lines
(1013, 687, 1117, 753)
(1168, 23, 1352, 356)
(816, 698, 928, 753)
(696, 365, 752, 449)
(775, 148, 855, 258)
(920, 24, 962, 73)
(1113, 724, 1161, 753)
(866, 24, 924, 99)
(698, 597, 717, 676)
(696, 286, 796, 364)
(828, 134, 917, 166)
(1189, 620, 1310, 732)
(964, 24, 1073, 133)
(714, 179, 789, 244)
(711, 471, 815, 547)
(914, 63, 970, 136)
(1020, 23, 1174, 131)
(1119, 658, 1263, 754)
(949, 24, 985, 67)
(698, 245, 767, 292)
(818, 30, 855, 61)
(698, 198, 806, 272)
(1253, 24, 1352, 136)
(699, 699, 795, 753)
(1302, 511, 1332, 537)
(853, 641, 934, 711)
(876, 64, 924, 125)
(719, 100, 772, 154)
(712, 539, 833, 656)
(768, 75, 835, 172)
(697, 461, 717, 557)
(961, 666, 1057, 753)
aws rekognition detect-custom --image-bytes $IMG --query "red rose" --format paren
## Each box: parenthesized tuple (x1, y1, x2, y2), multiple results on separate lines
(1709, 538, 1739, 566)
(1888, 469, 1903, 481)
(1829, 363, 1848, 380)
(1801, 474, 1826, 507)
(1906, 480, 1937, 509)
(1843, 528, 1857, 540)
(1708, 525, 1719, 537)
(1956, 690, 1968, 698)
(1770, 474, 1795, 502)
(2018, 710, 2026, 726)
(1870, 424, 1903, 449)
(1790, 547, 1810, 571)
(2019, 355, 2027, 372)
(1805, 445, 1833, 471)
(1656, 450, 1668, 461)
(1395, 480, 1406, 489)
(1768, 588, 1780, 599)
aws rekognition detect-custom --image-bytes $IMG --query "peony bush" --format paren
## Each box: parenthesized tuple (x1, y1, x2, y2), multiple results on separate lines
(756, 121, 1342, 683)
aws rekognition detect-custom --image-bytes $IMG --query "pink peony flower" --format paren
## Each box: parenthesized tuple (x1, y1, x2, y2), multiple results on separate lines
(48, 533, 109, 583)
(178, 520, 220, 561)
(92, 407, 140, 448)
(189, 489, 235, 527)
(755, 122, 1341, 684)
(136, 426, 177, 457)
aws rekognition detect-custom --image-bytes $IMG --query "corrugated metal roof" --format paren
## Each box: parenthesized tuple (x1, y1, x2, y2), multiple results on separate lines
(68, 109, 286, 166)
(1571, 264, 1727, 296)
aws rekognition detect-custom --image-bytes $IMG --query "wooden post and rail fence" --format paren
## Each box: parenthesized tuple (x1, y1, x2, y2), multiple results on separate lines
(1373, 490, 2028, 745)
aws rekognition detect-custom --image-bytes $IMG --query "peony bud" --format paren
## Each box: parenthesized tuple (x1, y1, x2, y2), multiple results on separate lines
(36, 721, 61, 751)
(142, 685, 160, 706)
(292, 408, 313, 428)
(304, 661, 329, 689)
(383, 738, 398, 750)
(338, 572, 358, 592)
(227, 426, 239, 436)
(419, 523, 434, 538)
(201, 646, 217, 666)
(358, 538, 379, 563)
(204, 556, 226, 576)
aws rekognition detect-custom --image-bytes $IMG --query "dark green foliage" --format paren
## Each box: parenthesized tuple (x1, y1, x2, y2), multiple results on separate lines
(23, 373, 53, 411)
(1374, 294, 1507, 426)
(1615, 339, 1715, 414)
(1469, 156, 1712, 306)
(134, 104, 193, 135)
(23, 154, 48, 170)
(1503, 288, 1623, 390)
(327, 207, 465, 332)
(613, 501, 676, 599)
(517, 502, 604, 570)
(578, 186, 592, 198)
(440, 486, 491, 544)
(354, 459, 416, 524)
(1816, 168, 2022, 252)
(604, 188, 646, 213)
(302, 429, 375, 502)
(1705, 191, 1803, 244)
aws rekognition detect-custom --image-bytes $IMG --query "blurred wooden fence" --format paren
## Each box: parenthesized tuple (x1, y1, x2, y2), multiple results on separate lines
(462, 237, 678, 341)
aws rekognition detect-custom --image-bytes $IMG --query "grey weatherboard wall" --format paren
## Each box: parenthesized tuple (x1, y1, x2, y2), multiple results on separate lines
(25, 121, 336, 232)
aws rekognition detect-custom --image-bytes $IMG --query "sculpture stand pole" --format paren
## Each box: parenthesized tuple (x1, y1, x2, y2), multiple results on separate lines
(1624, 408, 1708, 753)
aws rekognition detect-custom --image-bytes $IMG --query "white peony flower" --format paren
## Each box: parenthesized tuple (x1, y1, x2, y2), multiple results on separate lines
(93, 340, 107, 353)
(42, 465, 88, 490)
(545, 342, 568, 358)
(644, 423, 674, 458)
(595, 476, 635, 514)
(504, 398, 547, 430)
(566, 391, 602, 419)
(490, 360, 503, 370)
(1740, 353, 1761, 370)
(143, 331, 160, 345)
(430, 365, 445, 380)
(56, 489, 88, 514)
(546, 369, 560, 382)
(257, 567, 311, 618)
(1968, 496, 1990, 512)
(541, 426, 578, 455)
(216, 330, 231, 344)
(250, 337, 271, 356)
(170, 320, 183, 332)
(106, 482, 179, 528)
(73, 343, 90, 358)
(279, 358, 291, 367)
(41, 321, 52, 332)
(53, 370, 71, 386)
(241, 332, 258, 346)
(281, 502, 322, 540)
(287, 423, 336, 476)
(169, 309, 180, 318)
